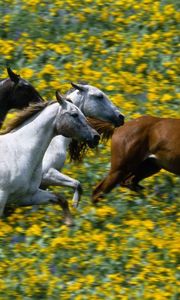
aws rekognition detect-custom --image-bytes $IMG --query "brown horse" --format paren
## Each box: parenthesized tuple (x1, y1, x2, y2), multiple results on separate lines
(92, 115, 180, 203)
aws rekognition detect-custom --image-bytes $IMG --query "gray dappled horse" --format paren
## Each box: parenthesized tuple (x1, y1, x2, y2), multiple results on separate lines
(41, 83, 124, 207)
(0, 67, 43, 127)
(0, 91, 99, 225)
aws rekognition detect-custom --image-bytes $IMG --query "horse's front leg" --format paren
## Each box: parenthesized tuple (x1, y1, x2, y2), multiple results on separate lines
(19, 189, 73, 226)
(0, 190, 8, 217)
(41, 168, 82, 208)
(92, 170, 123, 204)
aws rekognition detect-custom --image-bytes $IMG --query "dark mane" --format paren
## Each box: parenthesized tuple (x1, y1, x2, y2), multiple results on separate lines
(87, 118, 115, 141)
(0, 101, 55, 134)
(68, 117, 115, 162)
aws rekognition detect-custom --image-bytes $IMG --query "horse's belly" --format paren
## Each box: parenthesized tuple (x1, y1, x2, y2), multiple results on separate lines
(6, 171, 42, 204)
(156, 155, 180, 175)
(7, 186, 40, 206)
(161, 161, 180, 175)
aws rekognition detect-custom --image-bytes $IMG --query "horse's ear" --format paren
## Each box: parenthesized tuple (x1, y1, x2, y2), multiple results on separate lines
(71, 82, 87, 92)
(7, 67, 20, 84)
(56, 90, 65, 105)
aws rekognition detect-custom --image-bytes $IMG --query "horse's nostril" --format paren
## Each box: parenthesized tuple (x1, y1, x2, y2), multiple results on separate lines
(119, 114, 124, 125)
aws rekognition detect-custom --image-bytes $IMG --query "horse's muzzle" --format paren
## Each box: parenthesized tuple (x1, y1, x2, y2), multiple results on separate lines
(87, 134, 100, 148)
(115, 114, 125, 127)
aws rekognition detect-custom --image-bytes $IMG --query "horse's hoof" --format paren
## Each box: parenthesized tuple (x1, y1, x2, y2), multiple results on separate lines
(72, 202, 79, 209)
(77, 184, 83, 194)
(129, 184, 144, 192)
(91, 195, 102, 206)
(121, 182, 144, 192)
(63, 217, 75, 227)
(132, 184, 144, 192)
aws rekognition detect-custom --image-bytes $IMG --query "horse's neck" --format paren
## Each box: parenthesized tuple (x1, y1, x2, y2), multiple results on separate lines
(0, 80, 12, 104)
(0, 80, 12, 126)
(12, 103, 59, 163)
(0, 108, 8, 128)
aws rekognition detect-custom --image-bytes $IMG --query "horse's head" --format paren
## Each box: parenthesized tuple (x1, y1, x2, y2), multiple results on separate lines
(70, 82, 124, 127)
(7, 67, 44, 108)
(55, 91, 100, 148)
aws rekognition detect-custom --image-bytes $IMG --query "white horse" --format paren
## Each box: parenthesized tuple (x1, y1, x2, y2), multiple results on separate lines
(0, 91, 99, 225)
(41, 83, 124, 206)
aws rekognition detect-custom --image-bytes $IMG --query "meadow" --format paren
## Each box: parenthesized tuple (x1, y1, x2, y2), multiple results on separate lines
(0, 0, 179, 299)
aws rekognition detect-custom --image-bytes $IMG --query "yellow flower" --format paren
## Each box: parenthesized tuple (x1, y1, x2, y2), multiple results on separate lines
(0, 223, 13, 237)
(51, 236, 70, 248)
(105, 223, 117, 230)
(107, 273, 124, 283)
(67, 281, 82, 292)
(161, 94, 173, 101)
(20, 68, 34, 79)
(0, 279, 7, 290)
(124, 57, 134, 65)
(95, 206, 117, 217)
(84, 274, 95, 284)
(143, 220, 154, 230)
(15, 226, 24, 233)
(26, 224, 42, 236)
(136, 63, 147, 73)
(148, 92, 159, 101)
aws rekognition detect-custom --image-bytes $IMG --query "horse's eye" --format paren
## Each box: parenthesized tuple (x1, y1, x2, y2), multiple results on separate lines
(72, 113, 78, 118)
(97, 94, 103, 99)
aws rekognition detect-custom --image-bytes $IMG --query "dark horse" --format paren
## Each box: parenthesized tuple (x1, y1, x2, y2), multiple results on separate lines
(0, 67, 43, 128)
(92, 115, 180, 203)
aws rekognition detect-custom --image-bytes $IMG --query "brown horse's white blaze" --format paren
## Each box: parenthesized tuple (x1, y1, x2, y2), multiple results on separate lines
(92, 115, 180, 203)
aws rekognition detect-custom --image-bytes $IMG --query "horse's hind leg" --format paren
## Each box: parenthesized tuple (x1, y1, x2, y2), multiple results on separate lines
(92, 170, 123, 204)
(19, 189, 74, 226)
(122, 157, 161, 191)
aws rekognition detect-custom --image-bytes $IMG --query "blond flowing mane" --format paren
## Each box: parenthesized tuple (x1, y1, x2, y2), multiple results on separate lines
(0, 101, 55, 135)
(68, 117, 115, 161)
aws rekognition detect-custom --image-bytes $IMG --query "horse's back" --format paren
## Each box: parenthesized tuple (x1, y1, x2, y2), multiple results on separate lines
(149, 118, 180, 151)
(113, 115, 179, 142)
(149, 118, 180, 174)
(112, 115, 158, 149)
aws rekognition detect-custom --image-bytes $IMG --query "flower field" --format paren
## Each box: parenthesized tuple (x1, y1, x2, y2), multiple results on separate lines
(0, 0, 179, 299)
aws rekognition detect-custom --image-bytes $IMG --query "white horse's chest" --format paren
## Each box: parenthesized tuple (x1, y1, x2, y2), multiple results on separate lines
(42, 136, 70, 173)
